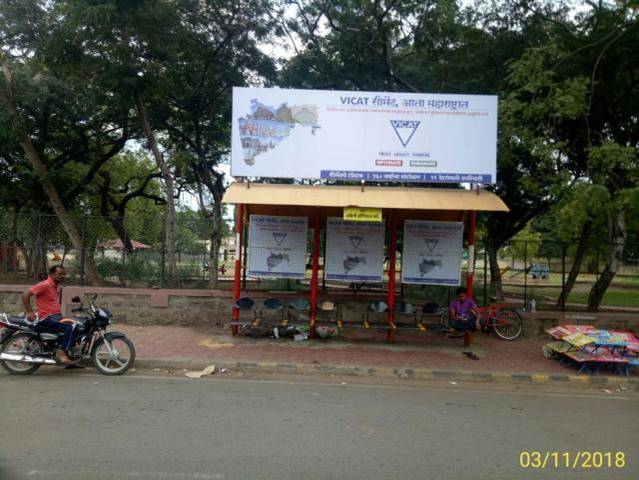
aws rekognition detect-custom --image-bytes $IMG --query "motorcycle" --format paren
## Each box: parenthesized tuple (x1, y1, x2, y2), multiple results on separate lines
(0, 295, 135, 375)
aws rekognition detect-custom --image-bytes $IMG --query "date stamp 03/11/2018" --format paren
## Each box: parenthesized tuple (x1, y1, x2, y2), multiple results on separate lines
(520, 451, 627, 470)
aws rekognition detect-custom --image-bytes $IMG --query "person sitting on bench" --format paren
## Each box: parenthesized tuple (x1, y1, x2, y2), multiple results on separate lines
(449, 287, 480, 333)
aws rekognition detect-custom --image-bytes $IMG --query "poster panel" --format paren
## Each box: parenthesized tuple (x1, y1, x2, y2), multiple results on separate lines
(325, 217, 385, 282)
(232, 87, 497, 183)
(401, 220, 463, 285)
(247, 215, 308, 279)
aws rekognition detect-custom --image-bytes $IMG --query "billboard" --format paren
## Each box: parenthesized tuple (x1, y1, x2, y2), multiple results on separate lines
(324, 217, 385, 282)
(401, 220, 464, 286)
(232, 87, 497, 183)
(247, 215, 308, 279)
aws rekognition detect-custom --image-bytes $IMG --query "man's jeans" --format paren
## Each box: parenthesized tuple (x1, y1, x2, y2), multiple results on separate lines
(36, 314, 75, 351)
(450, 314, 477, 332)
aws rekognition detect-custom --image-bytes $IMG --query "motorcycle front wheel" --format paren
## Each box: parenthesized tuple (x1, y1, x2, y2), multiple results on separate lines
(0, 333, 42, 375)
(92, 336, 135, 375)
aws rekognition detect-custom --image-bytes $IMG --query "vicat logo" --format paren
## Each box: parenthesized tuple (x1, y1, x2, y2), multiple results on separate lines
(390, 120, 421, 148)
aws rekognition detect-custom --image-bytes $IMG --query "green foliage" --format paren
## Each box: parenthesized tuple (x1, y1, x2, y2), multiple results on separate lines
(95, 255, 161, 286)
(504, 225, 543, 262)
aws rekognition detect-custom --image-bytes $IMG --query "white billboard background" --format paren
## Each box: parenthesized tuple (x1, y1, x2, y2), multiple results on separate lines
(324, 218, 385, 282)
(232, 87, 497, 183)
(247, 215, 308, 279)
(401, 220, 464, 285)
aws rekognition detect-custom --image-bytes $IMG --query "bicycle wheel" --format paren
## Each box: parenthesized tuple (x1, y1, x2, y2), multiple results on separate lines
(493, 309, 523, 340)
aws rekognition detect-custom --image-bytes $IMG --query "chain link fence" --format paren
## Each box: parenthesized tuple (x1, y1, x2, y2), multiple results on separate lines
(0, 212, 637, 311)
(0, 212, 235, 288)
(478, 239, 639, 311)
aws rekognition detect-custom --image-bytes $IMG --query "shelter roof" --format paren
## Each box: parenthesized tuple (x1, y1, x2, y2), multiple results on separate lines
(222, 183, 508, 213)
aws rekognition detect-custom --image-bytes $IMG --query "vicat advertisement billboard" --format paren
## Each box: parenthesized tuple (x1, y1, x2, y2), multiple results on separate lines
(232, 87, 497, 183)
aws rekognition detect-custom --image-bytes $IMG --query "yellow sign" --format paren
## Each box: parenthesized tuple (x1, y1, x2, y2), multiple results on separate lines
(343, 207, 383, 222)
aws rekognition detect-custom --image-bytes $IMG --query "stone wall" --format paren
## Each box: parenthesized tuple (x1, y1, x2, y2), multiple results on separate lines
(1, 284, 637, 337)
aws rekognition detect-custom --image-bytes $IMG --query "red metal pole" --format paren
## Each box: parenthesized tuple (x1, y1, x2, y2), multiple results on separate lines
(231, 203, 244, 336)
(386, 214, 397, 343)
(309, 210, 321, 339)
(466, 210, 477, 298)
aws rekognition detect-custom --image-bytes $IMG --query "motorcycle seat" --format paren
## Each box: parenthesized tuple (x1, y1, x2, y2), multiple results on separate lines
(4, 316, 34, 329)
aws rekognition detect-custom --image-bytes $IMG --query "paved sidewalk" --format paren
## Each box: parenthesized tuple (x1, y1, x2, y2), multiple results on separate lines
(118, 324, 571, 375)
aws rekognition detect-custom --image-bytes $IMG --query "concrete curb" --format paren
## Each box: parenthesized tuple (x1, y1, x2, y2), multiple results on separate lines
(134, 357, 639, 390)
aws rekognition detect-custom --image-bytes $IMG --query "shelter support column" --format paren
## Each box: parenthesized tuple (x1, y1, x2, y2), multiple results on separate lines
(387, 214, 398, 343)
(231, 203, 244, 336)
(309, 209, 321, 339)
(465, 210, 477, 298)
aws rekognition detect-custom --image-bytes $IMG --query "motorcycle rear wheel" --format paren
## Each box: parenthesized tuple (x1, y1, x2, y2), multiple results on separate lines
(0, 333, 42, 375)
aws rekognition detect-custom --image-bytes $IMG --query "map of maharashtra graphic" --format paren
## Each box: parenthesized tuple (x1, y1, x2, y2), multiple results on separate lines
(238, 99, 320, 165)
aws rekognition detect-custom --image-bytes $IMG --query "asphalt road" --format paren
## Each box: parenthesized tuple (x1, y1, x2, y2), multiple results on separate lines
(1, 369, 638, 480)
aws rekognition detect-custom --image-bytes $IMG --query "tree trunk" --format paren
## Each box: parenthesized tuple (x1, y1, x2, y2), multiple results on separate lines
(587, 211, 626, 311)
(135, 92, 178, 288)
(556, 221, 591, 309)
(105, 216, 134, 253)
(486, 240, 503, 299)
(193, 163, 226, 290)
(0, 56, 100, 285)
(208, 201, 223, 289)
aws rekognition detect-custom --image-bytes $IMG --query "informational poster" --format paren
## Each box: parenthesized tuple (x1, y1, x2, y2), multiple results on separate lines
(232, 87, 497, 183)
(247, 215, 308, 279)
(401, 220, 463, 285)
(325, 217, 385, 282)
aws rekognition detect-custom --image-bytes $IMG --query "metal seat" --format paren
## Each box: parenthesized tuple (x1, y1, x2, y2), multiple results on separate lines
(317, 300, 336, 312)
(419, 302, 444, 330)
(317, 300, 340, 322)
(394, 302, 416, 315)
(422, 303, 441, 315)
(364, 301, 389, 327)
(261, 298, 285, 325)
(367, 301, 389, 313)
(394, 302, 417, 326)
(289, 298, 310, 310)
(233, 297, 257, 325)
(288, 298, 310, 323)
(235, 297, 256, 310)
(263, 298, 283, 310)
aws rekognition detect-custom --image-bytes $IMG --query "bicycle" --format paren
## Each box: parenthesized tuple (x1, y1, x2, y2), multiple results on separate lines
(440, 303, 523, 340)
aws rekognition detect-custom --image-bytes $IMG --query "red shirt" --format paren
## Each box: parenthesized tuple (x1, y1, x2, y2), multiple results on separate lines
(28, 277, 62, 319)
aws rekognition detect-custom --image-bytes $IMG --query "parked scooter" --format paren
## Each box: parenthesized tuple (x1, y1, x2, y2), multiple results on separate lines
(0, 295, 135, 375)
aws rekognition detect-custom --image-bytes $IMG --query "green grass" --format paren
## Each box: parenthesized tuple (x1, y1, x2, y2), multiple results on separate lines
(504, 284, 639, 308)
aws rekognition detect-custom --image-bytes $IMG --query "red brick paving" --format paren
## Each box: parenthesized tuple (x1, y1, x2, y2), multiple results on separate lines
(117, 324, 576, 375)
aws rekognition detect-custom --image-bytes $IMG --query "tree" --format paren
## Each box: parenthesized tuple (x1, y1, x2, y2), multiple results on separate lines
(281, 0, 585, 299)
(553, 184, 610, 308)
(497, 2, 639, 309)
(91, 152, 165, 252)
(0, 0, 136, 282)
(45, 0, 189, 286)
(52, 0, 277, 288)
(157, 0, 276, 288)
(586, 143, 638, 310)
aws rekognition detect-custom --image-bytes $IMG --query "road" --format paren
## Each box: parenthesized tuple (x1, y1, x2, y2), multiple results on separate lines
(1, 369, 637, 480)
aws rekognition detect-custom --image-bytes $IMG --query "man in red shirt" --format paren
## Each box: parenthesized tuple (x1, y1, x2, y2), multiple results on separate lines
(22, 265, 75, 364)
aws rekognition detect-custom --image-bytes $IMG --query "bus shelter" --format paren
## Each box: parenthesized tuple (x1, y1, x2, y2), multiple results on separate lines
(223, 182, 508, 341)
